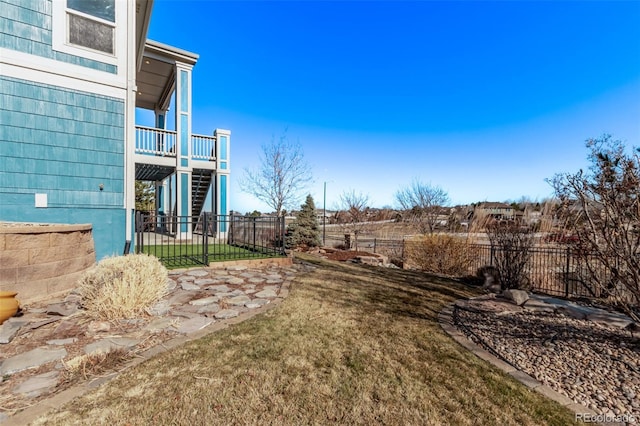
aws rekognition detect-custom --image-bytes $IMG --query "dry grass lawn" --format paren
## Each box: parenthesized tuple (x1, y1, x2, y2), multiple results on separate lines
(33, 254, 577, 425)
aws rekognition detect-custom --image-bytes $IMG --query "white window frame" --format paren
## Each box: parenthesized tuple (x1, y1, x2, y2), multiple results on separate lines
(52, 0, 126, 69)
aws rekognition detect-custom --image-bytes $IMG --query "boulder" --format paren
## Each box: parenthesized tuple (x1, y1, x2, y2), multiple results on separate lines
(502, 289, 529, 306)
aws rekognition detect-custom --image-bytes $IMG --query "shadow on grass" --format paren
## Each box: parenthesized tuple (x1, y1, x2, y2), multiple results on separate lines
(296, 253, 480, 323)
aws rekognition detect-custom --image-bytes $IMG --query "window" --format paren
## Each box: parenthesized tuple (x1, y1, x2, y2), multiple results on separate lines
(66, 0, 116, 55)
(51, 0, 124, 69)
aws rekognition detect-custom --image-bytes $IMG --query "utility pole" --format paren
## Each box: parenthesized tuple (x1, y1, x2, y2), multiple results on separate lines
(323, 181, 327, 246)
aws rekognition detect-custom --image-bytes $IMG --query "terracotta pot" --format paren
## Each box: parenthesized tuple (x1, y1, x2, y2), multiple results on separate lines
(0, 291, 19, 325)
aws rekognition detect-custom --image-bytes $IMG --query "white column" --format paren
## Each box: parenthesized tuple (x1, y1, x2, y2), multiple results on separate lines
(214, 129, 231, 238)
(174, 63, 193, 239)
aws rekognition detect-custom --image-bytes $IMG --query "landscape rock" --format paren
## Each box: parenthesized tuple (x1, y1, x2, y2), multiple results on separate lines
(147, 300, 171, 316)
(226, 295, 251, 306)
(523, 298, 556, 312)
(186, 269, 209, 277)
(197, 303, 221, 315)
(166, 279, 177, 291)
(0, 347, 67, 375)
(46, 337, 77, 346)
(214, 309, 239, 319)
(245, 299, 270, 309)
(84, 337, 140, 355)
(454, 296, 640, 419)
(587, 311, 632, 329)
(180, 282, 201, 291)
(0, 319, 28, 344)
(255, 289, 278, 299)
(145, 317, 176, 333)
(502, 289, 529, 306)
(189, 296, 219, 306)
(12, 371, 60, 398)
(555, 305, 592, 320)
(172, 317, 213, 334)
(168, 290, 194, 306)
(46, 302, 79, 317)
(207, 285, 231, 293)
(226, 265, 247, 271)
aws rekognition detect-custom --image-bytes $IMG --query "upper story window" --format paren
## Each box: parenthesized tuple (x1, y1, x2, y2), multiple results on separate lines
(66, 0, 116, 55)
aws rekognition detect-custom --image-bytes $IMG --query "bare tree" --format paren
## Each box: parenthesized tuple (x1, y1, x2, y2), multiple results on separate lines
(336, 190, 370, 251)
(549, 135, 640, 320)
(241, 132, 313, 216)
(395, 179, 450, 234)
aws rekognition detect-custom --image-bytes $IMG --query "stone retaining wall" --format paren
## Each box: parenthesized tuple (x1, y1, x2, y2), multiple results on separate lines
(0, 223, 96, 303)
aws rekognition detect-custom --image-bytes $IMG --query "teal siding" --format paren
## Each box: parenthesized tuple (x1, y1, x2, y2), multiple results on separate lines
(0, 0, 117, 73)
(0, 76, 125, 259)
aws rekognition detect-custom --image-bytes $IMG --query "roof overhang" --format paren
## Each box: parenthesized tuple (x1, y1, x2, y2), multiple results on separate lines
(136, 40, 199, 111)
(135, 0, 154, 70)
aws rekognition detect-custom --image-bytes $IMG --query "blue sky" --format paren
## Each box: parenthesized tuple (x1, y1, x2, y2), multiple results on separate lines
(142, 0, 640, 213)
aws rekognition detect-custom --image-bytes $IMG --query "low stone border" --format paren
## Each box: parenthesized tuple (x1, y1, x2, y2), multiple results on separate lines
(438, 302, 610, 425)
(1, 266, 294, 426)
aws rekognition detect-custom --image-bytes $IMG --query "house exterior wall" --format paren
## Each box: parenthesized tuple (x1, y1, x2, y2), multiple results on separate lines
(0, 0, 133, 260)
(0, 0, 117, 73)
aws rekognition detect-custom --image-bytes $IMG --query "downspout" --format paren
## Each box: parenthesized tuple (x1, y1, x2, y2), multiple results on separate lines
(123, 0, 137, 254)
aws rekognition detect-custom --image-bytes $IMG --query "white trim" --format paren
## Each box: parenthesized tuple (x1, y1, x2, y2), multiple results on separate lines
(124, 0, 136, 241)
(51, 0, 127, 70)
(0, 48, 126, 98)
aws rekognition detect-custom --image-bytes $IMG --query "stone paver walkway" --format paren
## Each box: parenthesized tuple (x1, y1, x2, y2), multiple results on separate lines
(0, 259, 310, 425)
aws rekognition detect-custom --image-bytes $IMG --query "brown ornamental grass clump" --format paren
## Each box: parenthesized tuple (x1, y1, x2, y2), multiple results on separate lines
(78, 254, 168, 320)
(404, 234, 475, 276)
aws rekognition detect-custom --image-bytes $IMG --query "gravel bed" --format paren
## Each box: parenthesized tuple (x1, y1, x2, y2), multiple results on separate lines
(454, 306, 640, 421)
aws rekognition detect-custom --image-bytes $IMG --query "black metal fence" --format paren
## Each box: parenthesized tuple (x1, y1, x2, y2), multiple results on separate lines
(135, 212, 286, 268)
(464, 244, 607, 299)
(365, 237, 630, 302)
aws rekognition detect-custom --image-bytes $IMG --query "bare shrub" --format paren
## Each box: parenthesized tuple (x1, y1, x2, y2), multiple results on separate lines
(404, 234, 474, 276)
(487, 223, 535, 290)
(549, 136, 640, 319)
(62, 348, 131, 382)
(79, 254, 168, 320)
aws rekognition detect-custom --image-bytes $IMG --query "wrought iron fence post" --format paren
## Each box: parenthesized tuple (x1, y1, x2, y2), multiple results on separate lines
(280, 215, 286, 254)
(135, 211, 142, 254)
(565, 246, 571, 298)
(253, 217, 257, 250)
(203, 213, 209, 265)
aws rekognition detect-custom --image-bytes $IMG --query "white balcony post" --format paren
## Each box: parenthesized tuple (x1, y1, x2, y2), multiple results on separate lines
(214, 128, 231, 238)
(174, 62, 193, 239)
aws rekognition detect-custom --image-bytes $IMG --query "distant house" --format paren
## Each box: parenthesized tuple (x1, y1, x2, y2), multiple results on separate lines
(0, 0, 230, 259)
(474, 202, 515, 221)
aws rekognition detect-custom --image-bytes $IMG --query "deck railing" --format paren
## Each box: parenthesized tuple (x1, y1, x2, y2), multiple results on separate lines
(191, 134, 216, 161)
(135, 126, 176, 157)
(135, 126, 216, 162)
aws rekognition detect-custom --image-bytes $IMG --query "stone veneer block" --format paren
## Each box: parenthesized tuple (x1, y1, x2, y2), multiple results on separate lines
(0, 223, 96, 303)
(4, 233, 51, 250)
